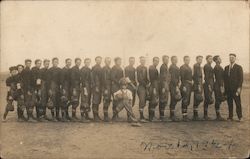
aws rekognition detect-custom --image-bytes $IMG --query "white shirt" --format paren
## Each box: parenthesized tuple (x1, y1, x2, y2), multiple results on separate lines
(114, 89, 133, 100)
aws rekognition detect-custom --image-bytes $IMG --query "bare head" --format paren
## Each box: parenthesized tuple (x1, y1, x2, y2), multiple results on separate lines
(114, 57, 122, 66)
(75, 58, 82, 67)
(171, 56, 178, 65)
(139, 56, 146, 66)
(129, 57, 135, 66)
(84, 58, 91, 67)
(229, 53, 236, 64)
(183, 56, 190, 65)
(162, 55, 169, 65)
(17, 64, 24, 73)
(35, 59, 42, 68)
(95, 56, 102, 65)
(65, 58, 72, 68)
(206, 55, 213, 64)
(213, 55, 221, 64)
(196, 56, 203, 65)
(153, 57, 160, 66)
(43, 59, 50, 68)
(25, 59, 32, 68)
(52, 58, 59, 67)
(105, 57, 111, 66)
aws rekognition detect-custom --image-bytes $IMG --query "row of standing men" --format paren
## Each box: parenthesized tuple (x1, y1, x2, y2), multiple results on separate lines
(3, 54, 243, 122)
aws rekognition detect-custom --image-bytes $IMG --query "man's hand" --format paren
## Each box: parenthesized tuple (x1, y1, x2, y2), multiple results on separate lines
(208, 85, 212, 92)
(182, 86, 187, 92)
(198, 85, 201, 92)
(84, 87, 88, 96)
(220, 86, 225, 94)
(162, 88, 165, 93)
(104, 89, 108, 95)
(36, 79, 41, 85)
(28, 91, 32, 95)
(95, 87, 100, 93)
(17, 83, 21, 89)
(236, 88, 241, 96)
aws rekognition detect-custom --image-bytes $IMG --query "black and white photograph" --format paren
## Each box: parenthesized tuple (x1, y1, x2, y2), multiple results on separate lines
(0, 0, 249, 158)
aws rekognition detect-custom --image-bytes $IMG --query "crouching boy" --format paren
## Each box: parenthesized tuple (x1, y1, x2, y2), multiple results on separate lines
(112, 78, 140, 126)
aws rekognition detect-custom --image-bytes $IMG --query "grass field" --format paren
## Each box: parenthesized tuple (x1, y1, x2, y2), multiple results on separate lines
(0, 73, 249, 159)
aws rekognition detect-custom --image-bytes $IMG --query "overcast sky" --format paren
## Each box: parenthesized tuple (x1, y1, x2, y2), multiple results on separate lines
(1, 1, 249, 72)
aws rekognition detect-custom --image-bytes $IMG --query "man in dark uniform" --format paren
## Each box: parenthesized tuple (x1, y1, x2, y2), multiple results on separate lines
(124, 57, 137, 107)
(169, 56, 181, 121)
(70, 58, 81, 121)
(102, 57, 112, 122)
(136, 56, 149, 122)
(31, 59, 42, 120)
(22, 59, 36, 121)
(213, 56, 226, 120)
(91, 56, 103, 121)
(148, 57, 160, 122)
(193, 56, 203, 120)
(124, 57, 137, 122)
(80, 58, 92, 122)
(180, 56, 193, 121)
(2, 66, 18, 121)
(47, 57, 61, 121)
(159, 55, 171, 121)
(203, 55, 214, 120)
(224, 54, 243, 121)
(39, 59, 50, 121)
(16, 64, 26, 121)
(60, 58, 72, 122)
(111, 57, 124, 121)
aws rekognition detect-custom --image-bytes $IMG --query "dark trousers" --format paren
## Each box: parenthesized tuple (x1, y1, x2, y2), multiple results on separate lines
(180, 83, 192, 115)
(226, 91, 242, 119)
(137, 85, 147, 112)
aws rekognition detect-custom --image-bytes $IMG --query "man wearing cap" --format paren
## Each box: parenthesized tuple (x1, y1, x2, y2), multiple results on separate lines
(192, 56, 204, 120)
(224, 54, 243, 121)
(70, 58, 81, 121)
(169, 56, 181, 121)
(159, 55, 171, 121)
(47, 57, 61, 121)
(80, 58, 92, 122)
(180, 56, 193, 121)
(2, 66, 18, 121)
(213, 55, 226, 120)
(102, 57, 112, 122)
(148, 57, 160, 122)
(91, 56, 103, 121)
(60, 58, 72, 121)
(111, 57, 124, 121)
(39, 59, 50, 121)
(136, 56, 149, 122)
(31, 59, 42, 120)
(22, 59, 36, 121)
(203, 55, 214, 120)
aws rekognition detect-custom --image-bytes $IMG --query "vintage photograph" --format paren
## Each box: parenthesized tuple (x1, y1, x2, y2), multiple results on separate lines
(0, 0, 249, 158)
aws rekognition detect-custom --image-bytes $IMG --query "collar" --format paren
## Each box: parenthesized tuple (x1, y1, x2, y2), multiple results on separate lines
(230, 62, 236, 68)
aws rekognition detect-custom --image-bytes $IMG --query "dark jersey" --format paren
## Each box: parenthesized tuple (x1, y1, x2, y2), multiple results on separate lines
(169, 64, 180, 86)
(136, 65, 149, 87)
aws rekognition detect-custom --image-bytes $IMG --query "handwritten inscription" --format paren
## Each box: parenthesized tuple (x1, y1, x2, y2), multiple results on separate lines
(140, 139, 235, 151)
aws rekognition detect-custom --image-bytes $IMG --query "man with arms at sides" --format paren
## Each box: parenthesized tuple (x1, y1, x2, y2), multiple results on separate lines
(91, 56, 103, 122)
(80, 58, 93, 122)
(60, 58, 72, 122)
(47, 58, 62, 121)
(169, 56, 181, 121)
(22, 59, 36, 121)
(213, 55, 226, 121)
(203, 55, 214, 120)
(70, 58, 82, 121)
(16, 64, 26, 121)
(31, 59, 42, 120)
(224, 54, 243, 121)
(39, 59, 50, 121)
(111, 57, 124, 121)
(192, 56, 204, 121)
(102, 57, 112, 122)
(180, 56, 193, 121)
(136, 56, 149, 122)
(159, 55, 171, 121)
(148, 57, 160, 122)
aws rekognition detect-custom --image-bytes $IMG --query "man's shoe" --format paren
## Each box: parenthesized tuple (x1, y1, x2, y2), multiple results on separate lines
(227, 117, 234, 121)
(238, 118, 243, 122)
(216, 116, 225, 121)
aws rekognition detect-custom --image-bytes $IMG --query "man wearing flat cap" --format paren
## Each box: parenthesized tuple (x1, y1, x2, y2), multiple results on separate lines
(224, 54, 243, 121)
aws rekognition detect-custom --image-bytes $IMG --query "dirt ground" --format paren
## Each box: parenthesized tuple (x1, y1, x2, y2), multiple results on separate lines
(0, 78, 249, 159)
